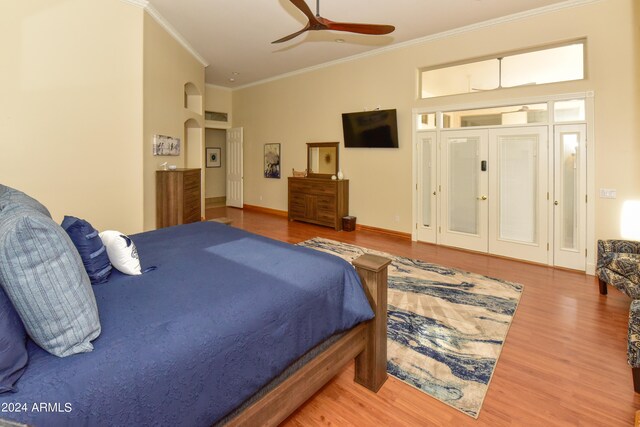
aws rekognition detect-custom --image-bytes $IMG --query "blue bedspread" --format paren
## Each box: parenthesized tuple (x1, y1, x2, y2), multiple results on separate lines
(0, 222, 373, 426)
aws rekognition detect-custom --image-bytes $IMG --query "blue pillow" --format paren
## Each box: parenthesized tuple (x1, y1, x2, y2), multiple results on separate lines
(0, 286, 28, 394)
(61, 216, 112, 285)
(0, 184, 51, 218)
(0, 206, 101, 357)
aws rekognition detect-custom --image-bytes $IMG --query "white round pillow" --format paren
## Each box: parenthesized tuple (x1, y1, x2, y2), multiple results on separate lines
(98, 230, 142, 275)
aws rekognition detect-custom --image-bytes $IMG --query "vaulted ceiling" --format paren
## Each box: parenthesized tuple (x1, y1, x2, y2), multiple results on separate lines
(146, 0, 577, 88)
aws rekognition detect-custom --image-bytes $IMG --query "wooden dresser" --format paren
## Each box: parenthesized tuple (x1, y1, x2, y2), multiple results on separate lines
(156, 168, 201, 228)
(288, 177, 349, 231)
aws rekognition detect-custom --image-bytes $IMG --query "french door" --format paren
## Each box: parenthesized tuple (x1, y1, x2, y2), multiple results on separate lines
(488, 127, 549, 264)
(439, 130, 489, 252)
(416, 132, 437, 243)
(433, 126, 550, 264)
(553, 124, 587, 270)
(417, 124, 587, 269)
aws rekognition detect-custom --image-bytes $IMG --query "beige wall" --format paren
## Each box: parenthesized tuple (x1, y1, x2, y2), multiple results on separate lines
(142, 13, 205, 230)
(0, 0, 144, 233)
(205, 129, 226, 198)
(205, 84, 232, 120)
(233, 0, 640, 242)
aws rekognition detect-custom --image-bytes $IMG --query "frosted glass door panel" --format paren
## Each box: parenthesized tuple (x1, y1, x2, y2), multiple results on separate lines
(498, 136, 537, 243)
(440, 130, 488, 253)
(422, 138, 432, 227)
(488, 127, 548, 264)
(416, 132, 437, 243)
(559, 132, 579, 250)
(554, 124, 586, 271)
(448, 138, 479, 234)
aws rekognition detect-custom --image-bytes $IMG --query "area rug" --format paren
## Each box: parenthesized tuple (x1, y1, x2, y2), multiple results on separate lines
(298, 237, 523, 418)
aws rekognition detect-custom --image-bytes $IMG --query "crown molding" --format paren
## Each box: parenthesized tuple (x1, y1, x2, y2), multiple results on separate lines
(205, 83, 233, 92)
(234, 0, 601, 91)
(120, 0, 209, 67)
(120, 0, 148, 7)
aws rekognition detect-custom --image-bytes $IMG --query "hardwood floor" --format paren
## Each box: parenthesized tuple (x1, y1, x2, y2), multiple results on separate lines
(207, 206, 640, 426)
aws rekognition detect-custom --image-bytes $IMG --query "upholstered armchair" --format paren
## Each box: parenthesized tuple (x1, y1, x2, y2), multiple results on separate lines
(596, 240, 640, 298)
(628, 301, 640, 392)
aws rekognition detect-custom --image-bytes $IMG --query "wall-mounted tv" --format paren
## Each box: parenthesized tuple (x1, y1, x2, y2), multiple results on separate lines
(342, 109, 399, 148)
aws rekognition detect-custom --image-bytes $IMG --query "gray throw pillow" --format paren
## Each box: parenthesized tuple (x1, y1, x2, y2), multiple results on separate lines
(0, 207, 101, 357)
(0, 184, 51, 218)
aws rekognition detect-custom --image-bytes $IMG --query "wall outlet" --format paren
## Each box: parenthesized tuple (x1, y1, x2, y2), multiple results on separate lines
(394, 214, 400, 223)
(599, 188, 617, 199)
(259, 195, 263, 201)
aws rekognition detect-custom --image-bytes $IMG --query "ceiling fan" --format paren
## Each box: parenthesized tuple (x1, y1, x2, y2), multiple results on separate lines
(272, 0, 395, 44)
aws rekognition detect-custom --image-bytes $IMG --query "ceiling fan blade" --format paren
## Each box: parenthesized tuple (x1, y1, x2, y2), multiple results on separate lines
(323, 19, 395, 35)
(289, 0, 320, 25)
(272, 26, 310, 44)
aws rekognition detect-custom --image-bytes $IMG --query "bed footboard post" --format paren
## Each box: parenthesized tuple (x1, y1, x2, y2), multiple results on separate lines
(353, 254, 391, 393)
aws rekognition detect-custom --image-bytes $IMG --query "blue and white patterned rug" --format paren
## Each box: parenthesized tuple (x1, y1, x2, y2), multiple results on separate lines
(298, 237, 523, 418)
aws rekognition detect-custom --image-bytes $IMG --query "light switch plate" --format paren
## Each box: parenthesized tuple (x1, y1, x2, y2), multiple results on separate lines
(599, 188, 617, 199)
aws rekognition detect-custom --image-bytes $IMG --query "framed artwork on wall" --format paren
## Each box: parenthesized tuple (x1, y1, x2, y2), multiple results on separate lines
(152, 134, 181, 156)
(206, 148, 221, 168)
(264, 143, 281, 179)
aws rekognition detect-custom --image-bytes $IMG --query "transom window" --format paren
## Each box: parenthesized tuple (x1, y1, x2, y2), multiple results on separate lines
(416, 99, 586, 130)
(420, 41, 585, 99)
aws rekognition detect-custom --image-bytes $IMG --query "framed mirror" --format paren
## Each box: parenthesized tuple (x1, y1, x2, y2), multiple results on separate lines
(307, 142, 339, 179)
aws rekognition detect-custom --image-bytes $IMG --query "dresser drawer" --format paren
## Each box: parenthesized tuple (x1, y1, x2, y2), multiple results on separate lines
(316, 195, 335, 211)
(183, 171, 200, 188)
(289, 191, 305, 206)
(288, 179, 336, 196)
(317, 210, 336, 224)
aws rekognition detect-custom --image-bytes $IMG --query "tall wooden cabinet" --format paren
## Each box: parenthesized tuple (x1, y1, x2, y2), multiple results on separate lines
(156, 168, 201, 228)
(288, 177, 349, 231)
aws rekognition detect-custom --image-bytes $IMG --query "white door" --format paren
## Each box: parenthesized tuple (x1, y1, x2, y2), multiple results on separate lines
(553, 124, 587, 270)
(440, 130, 489, 252)
(226, 127, 243, 208)
(488, 127, 549, 264)
(416, 131, 437, 243)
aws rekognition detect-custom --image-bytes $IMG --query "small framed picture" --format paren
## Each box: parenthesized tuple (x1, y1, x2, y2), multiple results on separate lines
(206, 148, 221, 168)
(264, 143, 281, 179)
(153, 134, 181, 156)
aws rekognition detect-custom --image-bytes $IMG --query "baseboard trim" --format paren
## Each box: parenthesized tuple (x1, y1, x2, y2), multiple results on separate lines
(243, 204, 288, 217)
(437, 242, 590, 275)
(206, 196, 226, 208)
(243, 204, 411, 239)
(355, 224, 412, 240)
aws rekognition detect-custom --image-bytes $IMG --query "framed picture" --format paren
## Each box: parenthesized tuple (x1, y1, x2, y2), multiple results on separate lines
(264, 143, 281, 179)
(152, 134, 181, 156)
(206, 147, 221, 168)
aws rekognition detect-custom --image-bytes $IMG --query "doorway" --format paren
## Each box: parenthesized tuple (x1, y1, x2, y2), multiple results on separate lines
(413, 96, 592, 271)
(437, 127, 549, 264)
(205, 128, 226, 209)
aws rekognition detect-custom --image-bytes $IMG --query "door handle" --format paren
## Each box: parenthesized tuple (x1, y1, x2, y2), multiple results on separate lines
(432, 191, 436, 196)
(554, 201, 559, 206)
(477, 195, 487, 200)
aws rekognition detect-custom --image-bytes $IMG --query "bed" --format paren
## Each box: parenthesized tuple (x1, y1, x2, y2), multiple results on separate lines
(0, 221, 389, 426)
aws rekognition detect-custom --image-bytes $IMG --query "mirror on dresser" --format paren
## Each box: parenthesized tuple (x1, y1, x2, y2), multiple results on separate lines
(307, 142, 339, 178)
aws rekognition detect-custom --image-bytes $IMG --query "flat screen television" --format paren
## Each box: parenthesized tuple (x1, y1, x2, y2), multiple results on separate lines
(342, 109, 399, 148)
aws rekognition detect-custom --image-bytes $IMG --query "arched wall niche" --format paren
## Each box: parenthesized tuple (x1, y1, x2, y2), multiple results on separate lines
(184, 82, 202, 115)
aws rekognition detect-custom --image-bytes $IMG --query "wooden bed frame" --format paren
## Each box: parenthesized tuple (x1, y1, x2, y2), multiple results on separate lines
(227, 253, 391, 426)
